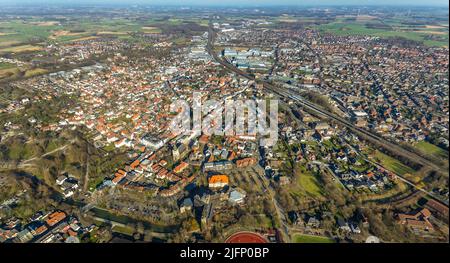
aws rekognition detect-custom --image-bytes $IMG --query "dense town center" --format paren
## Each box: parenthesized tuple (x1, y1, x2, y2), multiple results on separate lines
(0, 4, 448, 244)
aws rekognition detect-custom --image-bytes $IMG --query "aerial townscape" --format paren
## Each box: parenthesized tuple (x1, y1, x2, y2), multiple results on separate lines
(0, 1, 449, 245)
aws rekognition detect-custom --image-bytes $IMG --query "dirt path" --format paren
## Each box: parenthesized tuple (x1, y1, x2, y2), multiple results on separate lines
(19, 144, 69, 166)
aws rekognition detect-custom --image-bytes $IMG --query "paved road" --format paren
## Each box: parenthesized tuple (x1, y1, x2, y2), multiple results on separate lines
(252, 167, 291, 242)
(83, 150, 90, 192)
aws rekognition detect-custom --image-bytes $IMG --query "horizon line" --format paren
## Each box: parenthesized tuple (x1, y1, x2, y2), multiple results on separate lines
(0, 3, 449, 7)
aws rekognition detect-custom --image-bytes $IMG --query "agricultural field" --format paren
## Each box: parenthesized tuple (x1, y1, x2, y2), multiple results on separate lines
(315, 16, 448, 47)
(0, 67, 21, 80)
(0, 15, 210, 48)
(0, 62, 16, 69)
(0, 44, 43, 54)
(0, 17, 183, 80)
(142, 26, 162, 34)
(0, 20, 61, 43)
(0, 66, 51, 81)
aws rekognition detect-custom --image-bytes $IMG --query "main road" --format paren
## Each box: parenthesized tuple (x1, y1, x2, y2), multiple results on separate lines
(206, 24, 446, 175)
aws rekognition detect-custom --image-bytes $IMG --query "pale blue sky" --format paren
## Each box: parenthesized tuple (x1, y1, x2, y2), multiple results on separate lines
(0, 0, 448, 6)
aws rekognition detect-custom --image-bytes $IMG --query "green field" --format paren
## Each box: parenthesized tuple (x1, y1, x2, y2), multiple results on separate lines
(0, 44, 43, 54)
(112, 225, 135, 236)
(0, 62, 16, 69)
(0, 67, 21, 80)
(414, 141, 449, 160)
(317, 20, 448, 47)
(0, 15, 213, 49)
(299, 172, 323, 197)
(373, 151, 416, 176)
(291, 166, 324, 198)
(0, 18, 147, 46)
(0, 20, 61, 44)
(24, 68, 47, 78)
(142, 26, 162, 34)
(292, 234, 335, 243)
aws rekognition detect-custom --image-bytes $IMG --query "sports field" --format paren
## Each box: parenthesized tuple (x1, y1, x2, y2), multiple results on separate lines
(225, 231, 269, 243)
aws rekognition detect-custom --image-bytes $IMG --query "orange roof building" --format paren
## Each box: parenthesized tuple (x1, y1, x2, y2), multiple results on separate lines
(112, 169, 127, 184)
(236, 157, 257, 168)
(68, 229, 78, 237)
(208, 175, 229, 188)
(130, 159, 141, 169)
(174, 162, 189, 174)
(46, 211, 66, 227)
(397, 208, 434, 231)
(426, 199, 449, 218)
(35, 225, 48, 235)
(199, 135, 209, 144)
(228, 151, 237, 161)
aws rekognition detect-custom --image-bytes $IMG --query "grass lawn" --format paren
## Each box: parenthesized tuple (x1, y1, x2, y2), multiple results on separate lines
(24, 68, 47, 78)
(0, 64, 44, 80)
(167, 18, 183, 25)
(196, 19, 210, 27)
(112, 225, 135, 236)
(292, 234, 334, 243)
(103, 143, 116, 152)
(172, 37, 190, 46)
(414, 141, 448, 160)
(299, 172, 323, 197)
(68, 36, 99, 42)
(88, 175, 106, 191)
(96, 31, 129, 35)
(373, 151, 416, 176)
(141, 26, 162, 34)
(0, 67, 21, 79)
(255, 215, 274, 228)
(0, 40, 22, 48)
(291, 166, 324, 198)
(53, 33, 92, 42)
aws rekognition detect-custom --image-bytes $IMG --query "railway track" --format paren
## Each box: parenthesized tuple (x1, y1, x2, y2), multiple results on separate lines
(206, 25, 447, 175)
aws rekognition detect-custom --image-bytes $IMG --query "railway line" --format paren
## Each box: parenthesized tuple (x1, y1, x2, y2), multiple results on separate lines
(206, 25, 447, 175)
